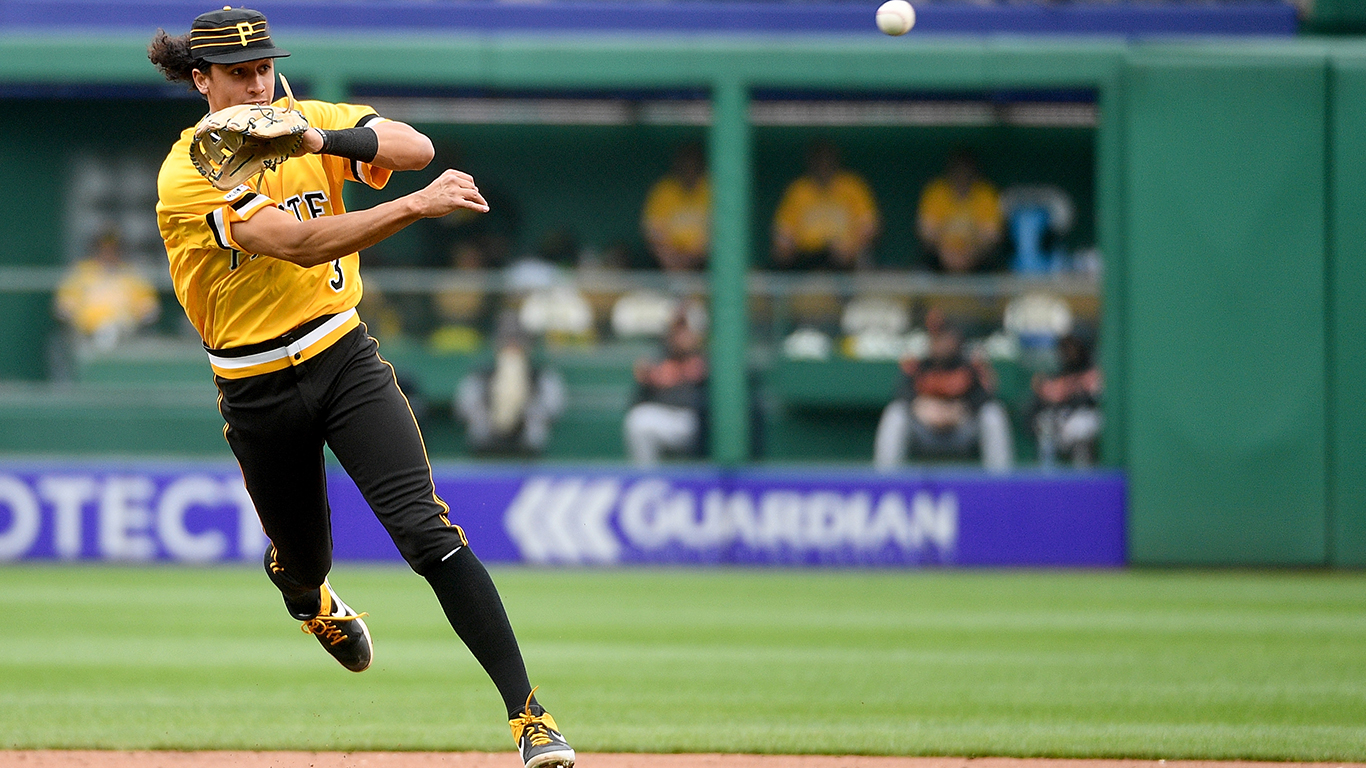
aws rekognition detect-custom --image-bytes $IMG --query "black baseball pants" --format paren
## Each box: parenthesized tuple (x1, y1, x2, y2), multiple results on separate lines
(215, 323, 465, 583)
(215, 322, 539, 718)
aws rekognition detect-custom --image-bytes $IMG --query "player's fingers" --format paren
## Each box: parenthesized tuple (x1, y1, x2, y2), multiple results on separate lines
(454, 196, 490, 213)
(435, 184, 488, 213)
(438, 177, 484, 199)
(433, 170, 475, 191)
(437, 174, 479, 197)
(459, 190, 490, 212)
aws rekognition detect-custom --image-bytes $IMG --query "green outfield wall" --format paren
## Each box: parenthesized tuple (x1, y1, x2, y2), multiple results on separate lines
(0, 35, 1362, 565)
(1121, 50, 1329, 565)
(1329, 54, 1366, 568)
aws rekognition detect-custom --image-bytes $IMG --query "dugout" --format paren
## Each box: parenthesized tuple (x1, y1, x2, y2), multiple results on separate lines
(0, 34, 1361, 567)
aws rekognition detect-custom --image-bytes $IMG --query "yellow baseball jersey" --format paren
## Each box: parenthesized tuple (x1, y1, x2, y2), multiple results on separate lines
(55, 259, 160, 336)
(773, 171, 880, 254)
(917, 177, 1003, 250)
(156, 99, 392, 378)
(641, 175, 710, 258)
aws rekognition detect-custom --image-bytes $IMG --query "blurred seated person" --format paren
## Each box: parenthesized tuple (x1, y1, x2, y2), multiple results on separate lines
(642, 142, 710, 272)
(455, 312, 565, 457)
(1029, 333, 1102, 468)
(874, 311, 1013, 472)
(54, 229, 160, 353)
(772, 140, 880, 271)
(917, 150, 1004, 274)
(624, 313, 708, 466)
(429, 240, 496, 353)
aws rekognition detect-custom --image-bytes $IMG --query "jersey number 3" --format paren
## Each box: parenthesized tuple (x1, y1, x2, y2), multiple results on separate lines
(329, 259, 345, 292)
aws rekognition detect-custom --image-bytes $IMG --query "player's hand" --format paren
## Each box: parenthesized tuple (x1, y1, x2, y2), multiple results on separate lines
(411, 169, 490, 218)
(295, 127, 325, 157)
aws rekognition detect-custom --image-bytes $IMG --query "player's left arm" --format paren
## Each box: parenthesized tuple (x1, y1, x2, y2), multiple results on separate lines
(371, 121, 433, 170)
(297, 119, 434, 172)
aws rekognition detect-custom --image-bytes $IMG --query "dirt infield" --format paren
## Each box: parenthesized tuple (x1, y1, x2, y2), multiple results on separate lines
(3, 755, 1364, 768)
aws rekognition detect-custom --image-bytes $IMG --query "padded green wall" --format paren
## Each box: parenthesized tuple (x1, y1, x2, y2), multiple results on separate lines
(1330, 58, 1366, 567)
(1122, 53, 1328, 565)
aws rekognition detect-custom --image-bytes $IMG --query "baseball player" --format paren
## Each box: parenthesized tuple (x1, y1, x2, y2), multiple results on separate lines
(148, 9, 574, 768)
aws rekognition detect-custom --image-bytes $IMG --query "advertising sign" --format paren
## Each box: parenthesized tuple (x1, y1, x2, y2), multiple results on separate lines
(0, 463, 1125, 567)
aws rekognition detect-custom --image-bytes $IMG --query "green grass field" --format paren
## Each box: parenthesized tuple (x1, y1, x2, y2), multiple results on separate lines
(2, 566, 1364, 760)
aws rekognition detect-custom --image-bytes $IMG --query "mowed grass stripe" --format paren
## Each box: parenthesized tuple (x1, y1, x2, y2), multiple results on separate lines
(1, 566, 1363, 759)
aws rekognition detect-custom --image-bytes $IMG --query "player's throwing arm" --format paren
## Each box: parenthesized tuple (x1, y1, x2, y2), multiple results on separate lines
(229, 169, 489, 266)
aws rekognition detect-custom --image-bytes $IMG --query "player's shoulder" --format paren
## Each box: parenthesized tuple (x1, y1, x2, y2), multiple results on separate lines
(287, 98, 385, 129)
(157, 128, 203, 195)
(161, 124, 197, 166)
(158, 127, 234, 211)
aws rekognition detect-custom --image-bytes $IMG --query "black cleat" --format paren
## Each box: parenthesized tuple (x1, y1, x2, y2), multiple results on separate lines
(509, 688, 575, 768)
(301, 581, 372, 673)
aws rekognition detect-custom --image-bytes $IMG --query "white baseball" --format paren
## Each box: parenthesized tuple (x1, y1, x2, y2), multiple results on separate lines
(876, 0, 915, 35)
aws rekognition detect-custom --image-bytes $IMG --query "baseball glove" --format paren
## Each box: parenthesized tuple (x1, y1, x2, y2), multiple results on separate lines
(190, 100, 308, 191)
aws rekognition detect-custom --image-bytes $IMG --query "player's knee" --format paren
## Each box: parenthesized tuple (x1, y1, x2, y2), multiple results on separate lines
(395, 522, 470, 576)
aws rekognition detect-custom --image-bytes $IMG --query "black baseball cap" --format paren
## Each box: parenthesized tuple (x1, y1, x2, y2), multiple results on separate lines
(189, 6, 290, 65)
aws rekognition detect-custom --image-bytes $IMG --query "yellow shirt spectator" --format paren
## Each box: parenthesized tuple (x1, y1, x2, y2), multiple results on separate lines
(772, 168, 880, 270)
(55, 238, 160, 348)
(643, 143, 710, 272)
(917, 153, 1004, 273)
(642, 175, 710, 271)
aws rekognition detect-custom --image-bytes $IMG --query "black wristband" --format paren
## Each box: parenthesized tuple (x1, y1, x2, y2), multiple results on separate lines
(316, 127, 379, 163)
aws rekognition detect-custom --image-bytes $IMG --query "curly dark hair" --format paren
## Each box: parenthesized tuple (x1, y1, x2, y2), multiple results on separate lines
(147, 29, 207, 93)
